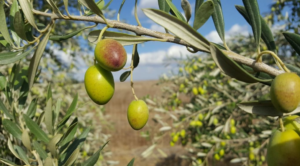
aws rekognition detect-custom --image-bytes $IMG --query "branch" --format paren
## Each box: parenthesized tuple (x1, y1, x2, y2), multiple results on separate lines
(32, 10, 284, 77)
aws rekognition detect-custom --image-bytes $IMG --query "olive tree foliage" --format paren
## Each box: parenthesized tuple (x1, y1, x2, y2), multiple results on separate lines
(0, 0, 300, 166)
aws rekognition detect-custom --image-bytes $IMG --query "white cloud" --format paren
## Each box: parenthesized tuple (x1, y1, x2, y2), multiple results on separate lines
(150, 24, 165, 32)
(132, 0, 159, 17)
(126, 45, 195, 65)
(205, 24, 249, 44)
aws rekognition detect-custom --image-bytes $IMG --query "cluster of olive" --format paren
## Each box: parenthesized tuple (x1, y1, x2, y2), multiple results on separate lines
(267, 72, 300, 165)
(84, 38, 148, 130)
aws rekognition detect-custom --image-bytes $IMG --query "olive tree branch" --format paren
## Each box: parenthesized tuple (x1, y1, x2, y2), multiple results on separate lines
(32, 9, 284, 77)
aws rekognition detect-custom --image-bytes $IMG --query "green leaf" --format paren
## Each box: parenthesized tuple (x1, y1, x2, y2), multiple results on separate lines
(181, 0, 192, 22)
(18, 0, 38, 30)
(88, 30, 154, 46)
(0, 0, 14, 46)
(64, 148, 80, 166)
(120, 71, 131, 82)
(238, 100, 300, 116)
(60, 128, 90, 164)
(193, 0, 214, 30)
(32, 141, 48, 160)
(166, 0, 185, 22)
(210, 44, 272, 84)
(47, 134, 63, 157)
(127, 158, 135, 166)
(45, 98, 53, 135)
(117, 0, 126, 20)
(0, 34, 8, 47)
(0, 72, 6, 90)
(59, 118, 78, 146)
(64, 0, 72, 17)
(143, 8, 210, 52)
(80, 0, 106, 22)
(28, 30, 51, 89)
(0, 99, 13, 119)
(85, 0, 105, 16)
(283, 32, 300, 56)
(0, 158, 18, 166)
(21, 129, 31, 151)
(286, 64, 300, 76)
(18, 79, 29, 106)
(3, 119, 22, 139)
(235, 5, 276, 51)
(27, 99, 37, 118)
(158, 0, 171, 13)
(23, 114, 50, 143)
(9, 0, 18, 31)
(211, 0, 225, 42)
(11, 1, 27, 41)
(49, 26, 93, 41)
(102, 0, 113, 10)
(242, 0, 261, 48)
(58, 94, 78, 128)
(14, 145, 30, 165)
(195, 0, 204, 14)
(44, 157, 53, 166)
(81, 142, 109, 166)
(53, 99, 62, 126)
(133, 45, 139, 68)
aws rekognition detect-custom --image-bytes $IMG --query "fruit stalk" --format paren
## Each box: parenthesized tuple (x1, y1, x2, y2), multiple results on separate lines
(97, 25, 109, 43)
(131, 44, 139, 101)
(256, 50, 290, 72)
(279, 118, 285, 132)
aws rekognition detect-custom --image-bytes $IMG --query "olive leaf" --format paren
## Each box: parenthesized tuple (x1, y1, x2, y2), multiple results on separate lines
(181, 0, 192, 22)
(143, 8, 210, 52)
(193, 0, 214, 30)
(242, 0, 261, 48)
(211, 0, 225, 42)
(238, 100, 300, 116)
(0, 0, 14, 46)
(166, 0, 186, 22)
(120, 71, 131, 82)
(283, 32, 300, 56)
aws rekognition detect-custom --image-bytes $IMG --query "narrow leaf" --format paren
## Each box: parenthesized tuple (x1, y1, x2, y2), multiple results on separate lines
(49, 26, 93, 41)
(80, 0, 106, 22)
(283, 32, 300, 56)
(158, 0, 171, 13)
(193, 0, 214, 30)
(44, 157, 53, 166)
(58, 94, 78, 128)
(88, 30, 154, 46)
(14, 145, 30, 165)
(21, 130, 31, 151)
(81, 142, 109, 166)
(195, 0, 204, 14)
(235, 5, 276, 51)
(102, 0, 113, 10)
(3, 119, 22, 139)
(0, 158, 18, 166)
(0, 99, 13, 119)
(181, 0, 192, 22)
(133, 45, 139, 68)
(242, 0, 261, 48)
(120, 71, 131, 82)
(166, 0, 186, 22)
(47, 134, 63, 157)
(210, 44, 272, 83)
(0, 48, 34, 65)
(32, 141, 48, 160)
(64, 148, 80, 166)
(23, 114, 50, 143)
(127, 158, 135, 166)
(13, 11, 28, 40)
(143, 8, 210, 52)
(59, 119, 78, 146)
(27, 98, 37, 118)
(0, 0, 14, 46)
(18, 0, 38, 30)
(45, 98, 53, 134)
(211, 0, 225, 42)
(238, 100, 300, 116)
(28, 30, 51, 89)
(0, 72, 6, 90)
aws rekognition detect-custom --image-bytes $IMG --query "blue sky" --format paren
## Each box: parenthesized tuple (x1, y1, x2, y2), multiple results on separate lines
(69, 0, 275, 82)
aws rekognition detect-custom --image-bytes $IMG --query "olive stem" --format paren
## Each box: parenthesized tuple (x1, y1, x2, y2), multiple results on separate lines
(134, 0, 142, 27)
(279, 117, 285, 132)
(256, 50, 290, 73)
(224, 42, 231, 52)
(130, 44, 139, 101)
(97, 25, 109, 43)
